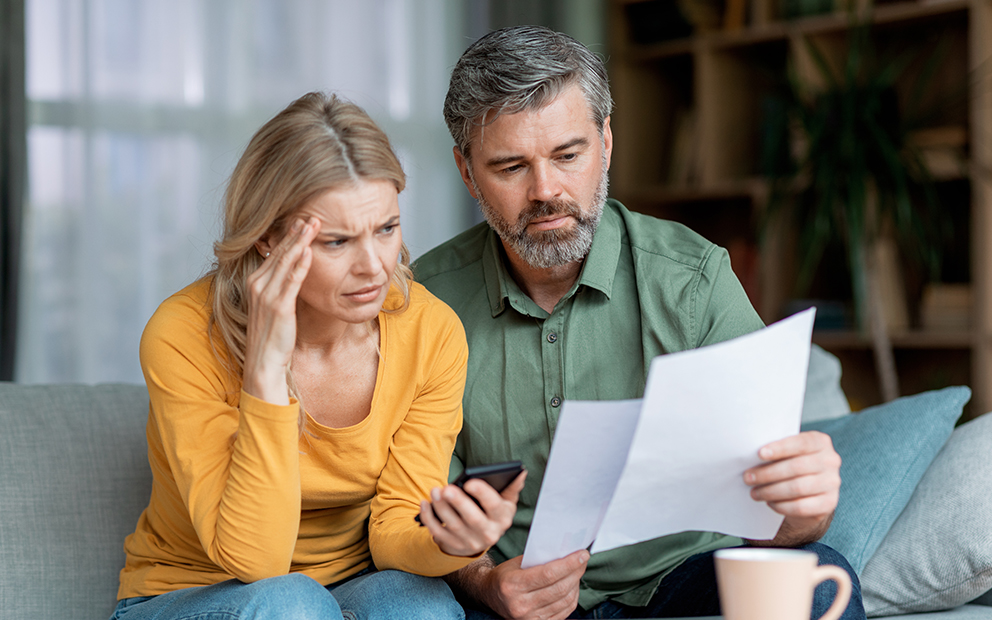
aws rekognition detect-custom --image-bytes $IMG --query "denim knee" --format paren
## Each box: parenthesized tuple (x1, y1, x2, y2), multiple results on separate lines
(109, 574, 342, 620)
(800, 542, 866, 620)
(247, 573, 343, 619)
(332, 570, 463, 620)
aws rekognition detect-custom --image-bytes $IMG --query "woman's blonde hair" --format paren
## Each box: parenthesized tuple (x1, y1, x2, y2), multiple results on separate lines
(207, 92, 412, 423)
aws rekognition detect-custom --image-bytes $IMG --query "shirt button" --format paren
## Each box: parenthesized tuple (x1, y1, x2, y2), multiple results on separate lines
(547, 332, 558, 343)
(551, 396, 562, 408)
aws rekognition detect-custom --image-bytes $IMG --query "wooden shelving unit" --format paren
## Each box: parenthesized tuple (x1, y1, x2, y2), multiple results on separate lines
(608, 0, 992, 417)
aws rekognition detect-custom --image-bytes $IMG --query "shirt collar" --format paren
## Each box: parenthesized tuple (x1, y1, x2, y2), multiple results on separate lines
(481, 200, 622, 318)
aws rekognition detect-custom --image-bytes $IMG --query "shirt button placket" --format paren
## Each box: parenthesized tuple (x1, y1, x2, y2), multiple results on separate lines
(543, 316, 564, 429)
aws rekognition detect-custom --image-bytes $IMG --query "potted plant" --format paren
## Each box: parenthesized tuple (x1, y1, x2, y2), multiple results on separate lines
(763, 17, 951, 402)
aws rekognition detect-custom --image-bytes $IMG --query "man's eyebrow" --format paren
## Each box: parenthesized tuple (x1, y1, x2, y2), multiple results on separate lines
(485, 153, 526, 168)
(484, 137, 591, 168)
(553, 137, 590, 153)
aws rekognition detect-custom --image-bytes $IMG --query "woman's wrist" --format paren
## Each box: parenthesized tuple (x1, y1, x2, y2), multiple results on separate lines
(242, 362, 290, 406)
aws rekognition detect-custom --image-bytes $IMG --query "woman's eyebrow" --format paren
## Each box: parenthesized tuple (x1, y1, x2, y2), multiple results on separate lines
(316, 215, 400, 237)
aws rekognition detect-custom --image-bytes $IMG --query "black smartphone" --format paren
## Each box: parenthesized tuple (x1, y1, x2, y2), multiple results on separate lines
(416, 460, 524, 525)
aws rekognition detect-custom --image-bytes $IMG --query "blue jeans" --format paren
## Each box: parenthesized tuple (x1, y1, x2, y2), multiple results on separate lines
(464, 542, 866, 620)
(111, 569, 464, 620)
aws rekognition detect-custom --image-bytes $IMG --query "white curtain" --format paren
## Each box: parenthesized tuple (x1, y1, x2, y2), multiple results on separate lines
(21, 0, 476, 383)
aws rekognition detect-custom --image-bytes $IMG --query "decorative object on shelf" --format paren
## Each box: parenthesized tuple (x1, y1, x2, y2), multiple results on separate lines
(764, 14, 951, 402)
(906, 126, 968, 180)
(677, 0, 726, 32)
(920, 283, 971, 331)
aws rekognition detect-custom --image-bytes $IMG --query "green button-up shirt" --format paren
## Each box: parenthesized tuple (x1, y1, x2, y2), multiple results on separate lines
(413, 199, 765, 610)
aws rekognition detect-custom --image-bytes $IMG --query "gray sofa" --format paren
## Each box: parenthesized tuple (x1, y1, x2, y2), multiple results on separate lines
(0, 383, 150, 619)
(1, 378, 992, 619)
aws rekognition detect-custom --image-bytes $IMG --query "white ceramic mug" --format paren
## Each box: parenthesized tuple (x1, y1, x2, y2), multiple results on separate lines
(715, 548, 852, 620)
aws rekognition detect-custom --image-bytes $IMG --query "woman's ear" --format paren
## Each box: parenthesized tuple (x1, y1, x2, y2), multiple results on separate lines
(254, 236, 273, 258)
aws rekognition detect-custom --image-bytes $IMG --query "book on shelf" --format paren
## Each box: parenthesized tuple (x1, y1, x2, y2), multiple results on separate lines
(723, 0, 747, 30)
(726, 237, 762, 311)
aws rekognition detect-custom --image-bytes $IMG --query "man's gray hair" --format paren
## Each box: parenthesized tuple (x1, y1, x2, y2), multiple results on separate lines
(443, 25, 613, 158)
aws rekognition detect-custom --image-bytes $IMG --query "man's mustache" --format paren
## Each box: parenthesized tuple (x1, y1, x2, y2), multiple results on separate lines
(517, 199, 584, 228)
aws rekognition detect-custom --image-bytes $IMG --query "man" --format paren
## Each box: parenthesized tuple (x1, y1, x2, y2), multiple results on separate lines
(414, 25, 864, 620)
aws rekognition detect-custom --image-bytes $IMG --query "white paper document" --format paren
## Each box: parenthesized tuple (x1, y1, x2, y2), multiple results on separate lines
(521, 308, 815, 569)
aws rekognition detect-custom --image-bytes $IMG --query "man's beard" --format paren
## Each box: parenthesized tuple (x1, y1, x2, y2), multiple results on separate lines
(471, 154, 609, 269)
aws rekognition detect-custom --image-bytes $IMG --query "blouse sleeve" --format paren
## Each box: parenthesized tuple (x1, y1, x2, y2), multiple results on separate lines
(366, 297, 481, 576)
(140, 291, 302, 582)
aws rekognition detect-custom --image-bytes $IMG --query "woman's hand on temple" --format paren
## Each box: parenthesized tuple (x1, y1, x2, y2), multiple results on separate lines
(242, 217, 320, 405)
(419, 471, 526, 557)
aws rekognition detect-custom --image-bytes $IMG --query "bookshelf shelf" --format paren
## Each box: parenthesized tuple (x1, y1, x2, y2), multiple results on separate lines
(609, 0, 992, 416)
(626, 178, 768, 205)
(627, 39, 696, 61)
(623, 0, 970, 61)
(813, 330, 975, 349)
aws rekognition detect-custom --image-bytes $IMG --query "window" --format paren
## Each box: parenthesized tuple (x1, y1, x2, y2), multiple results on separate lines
(22, 0, 474, 383)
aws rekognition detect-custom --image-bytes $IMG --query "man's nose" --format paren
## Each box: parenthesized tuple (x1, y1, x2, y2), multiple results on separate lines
(527, 161, 564, 203)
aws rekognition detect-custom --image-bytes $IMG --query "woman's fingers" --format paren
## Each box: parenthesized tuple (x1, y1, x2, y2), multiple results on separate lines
(241, 217, 319, 403)
(251, 217, 319, 298)
(426, 476, 524, 557)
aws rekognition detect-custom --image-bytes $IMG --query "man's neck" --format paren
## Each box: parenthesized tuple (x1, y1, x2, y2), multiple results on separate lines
(502, 242, 583, 314)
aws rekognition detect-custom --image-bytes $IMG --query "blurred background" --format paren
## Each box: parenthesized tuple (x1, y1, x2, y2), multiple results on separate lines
(0, 0, 606, 385)
(0, 0, 988, 416)
(605, 0, 990, 418)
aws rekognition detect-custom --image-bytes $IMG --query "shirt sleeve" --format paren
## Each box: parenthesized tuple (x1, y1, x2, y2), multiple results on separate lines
(366, 299, 482, 576)
(140, 296, 302, 582)
(695, 246, 766, 347)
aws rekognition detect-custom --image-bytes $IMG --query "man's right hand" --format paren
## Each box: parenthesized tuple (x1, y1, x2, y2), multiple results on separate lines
(454, 550, 589, 620)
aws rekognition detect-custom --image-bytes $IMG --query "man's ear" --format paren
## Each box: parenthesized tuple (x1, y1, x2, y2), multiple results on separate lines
(453, 146, 479, 199)
(602, 115, 614, 170)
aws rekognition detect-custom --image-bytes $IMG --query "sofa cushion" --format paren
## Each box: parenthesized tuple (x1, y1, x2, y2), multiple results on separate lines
(0, 383, 150, 620)
(801, 344, 851, 424)
(801, 386, 969, 574)
(881, 605, 992, 619)
(860, 410, 992, 616)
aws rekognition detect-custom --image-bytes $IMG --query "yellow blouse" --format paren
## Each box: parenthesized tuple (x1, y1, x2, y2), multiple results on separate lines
(118, 277, 473, 598)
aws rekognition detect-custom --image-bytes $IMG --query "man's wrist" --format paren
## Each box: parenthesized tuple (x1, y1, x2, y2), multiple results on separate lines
(748, 511, 834, 547)
(444, 553, 497, 604)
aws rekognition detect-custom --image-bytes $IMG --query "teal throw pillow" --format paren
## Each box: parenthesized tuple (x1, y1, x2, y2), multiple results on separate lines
(801, 386, 970, 574)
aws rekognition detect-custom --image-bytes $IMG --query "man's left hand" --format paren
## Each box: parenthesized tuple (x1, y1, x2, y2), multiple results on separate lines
(744, 430, 841, 547)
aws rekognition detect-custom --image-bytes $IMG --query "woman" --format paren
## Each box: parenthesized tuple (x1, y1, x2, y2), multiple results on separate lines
(111, 92, 523, 620)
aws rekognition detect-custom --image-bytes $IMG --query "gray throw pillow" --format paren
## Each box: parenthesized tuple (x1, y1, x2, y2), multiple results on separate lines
(861, 410, 992, 616)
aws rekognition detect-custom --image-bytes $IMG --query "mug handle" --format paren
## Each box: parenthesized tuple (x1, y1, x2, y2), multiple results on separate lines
(811, 564, 852, 620)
